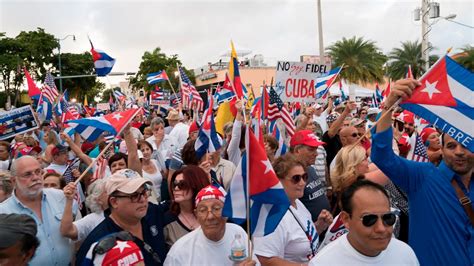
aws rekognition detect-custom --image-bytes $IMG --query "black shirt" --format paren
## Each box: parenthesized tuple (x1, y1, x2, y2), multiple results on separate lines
(76, 202, 169, 265)
(322, 131, 342, 168)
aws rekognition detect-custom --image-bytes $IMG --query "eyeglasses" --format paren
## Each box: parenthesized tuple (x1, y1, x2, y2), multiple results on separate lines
(289, 173, 308, 184)
(172, 180, 188, 191)
(360, 112, 367, 115)
(196, 205, 223, 217)
(19, 168, 44, 179)
(112, 188, 150, 203)
(360, 212, 397, 227)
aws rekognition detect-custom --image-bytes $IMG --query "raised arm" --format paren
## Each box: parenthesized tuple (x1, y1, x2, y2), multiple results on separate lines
(123, 124, 142, 175)
(327, 101, 356, 138)
(60, 182, 79, 240)
(61, 132, 93, 165)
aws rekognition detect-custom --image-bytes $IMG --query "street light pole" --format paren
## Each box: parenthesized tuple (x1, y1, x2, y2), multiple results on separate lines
(57, 34, 76, 92)
(421, 0, 429, 71)
(317, 0, 325, 64)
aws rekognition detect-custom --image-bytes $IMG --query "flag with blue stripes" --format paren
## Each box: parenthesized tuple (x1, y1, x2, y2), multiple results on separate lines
(315, 67, 342, 99)
(147, 70, 169, 85)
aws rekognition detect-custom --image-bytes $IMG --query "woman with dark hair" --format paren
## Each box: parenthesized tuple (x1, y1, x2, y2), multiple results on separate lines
(163, 165, 210, 250)
(138, 140, 163, 201)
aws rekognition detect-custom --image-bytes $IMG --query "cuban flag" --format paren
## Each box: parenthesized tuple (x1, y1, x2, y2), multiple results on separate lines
(89, 38, 115, 77)
(215, 73, 236, 104)
(223, 127, 290, 237)
(194, 96, 221, 159)
(36, 92, 53, 123)
(65, 108, 140, 142)
(147, 70, 169, 85)
(401, 56, 474, 152)
(113, 90, 126, 102)
(151, 86, 165, 100)
(273, 125, 288, 158)
(54, 90, 69, 117)
(315, 66, 342, 99)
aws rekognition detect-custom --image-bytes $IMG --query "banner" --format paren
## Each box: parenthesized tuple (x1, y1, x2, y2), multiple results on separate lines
(275, 61, 331, 103)
(0, 105, 39, 140)
(96, 103, 111, 111)
(150, 94, 169, 106)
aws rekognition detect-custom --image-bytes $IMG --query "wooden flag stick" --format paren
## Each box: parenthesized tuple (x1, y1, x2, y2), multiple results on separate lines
(73, 108, 141, 185)
(241, 107, 253, 260)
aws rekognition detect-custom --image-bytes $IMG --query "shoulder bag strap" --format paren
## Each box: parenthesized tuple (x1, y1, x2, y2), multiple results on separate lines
(450, 179, 474, 227)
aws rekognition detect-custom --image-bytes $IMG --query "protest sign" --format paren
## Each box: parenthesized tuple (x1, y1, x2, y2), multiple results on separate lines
(275, 61, 331, 103)
(96, 103, 111, 111)
(0, 105, 39, 140)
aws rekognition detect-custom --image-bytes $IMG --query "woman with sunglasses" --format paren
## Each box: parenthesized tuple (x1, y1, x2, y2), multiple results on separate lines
(163, 165, 210, 250)
(254, 154, 333, 265)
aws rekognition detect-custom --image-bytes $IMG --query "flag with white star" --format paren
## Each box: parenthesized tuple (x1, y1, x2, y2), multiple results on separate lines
(65, 108, 141, 141)
(401, 55, 474, 152)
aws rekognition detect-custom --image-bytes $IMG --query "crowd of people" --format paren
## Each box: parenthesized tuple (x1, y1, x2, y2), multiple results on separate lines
(0, 77, 472, 265)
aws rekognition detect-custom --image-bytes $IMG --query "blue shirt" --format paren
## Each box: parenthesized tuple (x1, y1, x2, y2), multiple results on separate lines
(371, 128, 474, 266)
(76, 201, 169, 266)
(0, 188, 76, 266)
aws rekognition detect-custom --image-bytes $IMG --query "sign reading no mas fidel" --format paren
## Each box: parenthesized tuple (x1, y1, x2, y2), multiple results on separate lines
(275, 61, 331, 103)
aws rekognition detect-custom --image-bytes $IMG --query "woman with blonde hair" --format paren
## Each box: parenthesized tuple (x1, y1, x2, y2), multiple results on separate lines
(42, 130, 59, 163)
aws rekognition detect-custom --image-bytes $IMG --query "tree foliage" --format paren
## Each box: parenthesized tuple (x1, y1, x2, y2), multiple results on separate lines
(129, 47, 195, 94)
(327, 36, 387, 84)
(454, 45, 474, 72)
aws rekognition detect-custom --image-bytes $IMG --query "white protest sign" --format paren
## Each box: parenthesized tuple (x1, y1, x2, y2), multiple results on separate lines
(96, 103, 111, 111)
(275, 61, 331, 103)
(0, 105, 39, 140)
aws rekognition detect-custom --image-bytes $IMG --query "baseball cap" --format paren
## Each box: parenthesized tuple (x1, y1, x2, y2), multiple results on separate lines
(350, 118, 366, 127)
(18, 146, 42, 157)
(51, 144, 69, 156)
(290, 130, 326, 147)
(195, 185, 226, 206)
(86, 232, 145, 266)
(81, 142, 95, 154)
(326, 113, 340, 125)
(0, 214, 37, 248)
(367, 108, 380, 116)
(420, 127, 438, 145)
(105, 169, 152, 196)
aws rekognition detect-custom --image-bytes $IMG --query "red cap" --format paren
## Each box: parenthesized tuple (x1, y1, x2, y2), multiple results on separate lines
(189, 121, 199, 134)
(195, 185, 226, 206)
(81, 142, 95, 154)
(18, 146, 42, 157)
(420, 127, 437, 145)
(93, 240, 144, 266)
(398, 133, 412, 154)
(290, 130, 326, 147)
(398, 111, 414, 124)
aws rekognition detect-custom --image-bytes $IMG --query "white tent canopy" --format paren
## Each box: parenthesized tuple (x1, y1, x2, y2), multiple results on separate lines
(328, 80, 375, 98)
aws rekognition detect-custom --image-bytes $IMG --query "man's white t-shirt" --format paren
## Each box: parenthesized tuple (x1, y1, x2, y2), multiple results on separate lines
(310, 234, 419, 265)
(168, 122, 189, 149)
(164, 223, 250, 266)
(254, 199, 318, 263)
(313, 110, 329, 133)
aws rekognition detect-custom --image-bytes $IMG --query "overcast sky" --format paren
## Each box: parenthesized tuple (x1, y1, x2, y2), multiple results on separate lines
(1, 0, 473, 86)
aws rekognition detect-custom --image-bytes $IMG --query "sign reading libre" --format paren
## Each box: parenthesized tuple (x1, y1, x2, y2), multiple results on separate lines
(275, 61, 331, 103)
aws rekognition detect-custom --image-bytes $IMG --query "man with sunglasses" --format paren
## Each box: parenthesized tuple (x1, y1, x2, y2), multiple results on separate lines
(165, 185, 256, 266)
(310, 180, 418, 265)
(75, 170, 168, 265)
(0, 155, 78, 266)
(371, 78, 474, 266)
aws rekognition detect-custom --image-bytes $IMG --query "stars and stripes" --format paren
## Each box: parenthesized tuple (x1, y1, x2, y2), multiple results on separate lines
(42, 72, 59, 103)
(92, 156, 108, 180)
(179, 67, 203, 111)
(268, 87, 295, 137)
(412, 135, 429, 162)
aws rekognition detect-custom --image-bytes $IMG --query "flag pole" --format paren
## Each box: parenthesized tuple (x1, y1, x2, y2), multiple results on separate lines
(241, 107, 252, 260)
(73, 108, 141, 185)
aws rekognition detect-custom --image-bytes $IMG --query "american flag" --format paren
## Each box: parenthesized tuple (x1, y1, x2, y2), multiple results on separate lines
(63, 158, 81, 183)
(179, 67, 203, 111)
(42, 72, 59, 103)
(412, 135, 429, 162)
(268, 87, 295, 137)
(92, 156, 108, 180)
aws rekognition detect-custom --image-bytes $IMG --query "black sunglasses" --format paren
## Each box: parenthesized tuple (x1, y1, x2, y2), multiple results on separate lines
(360, 212, 397, 227)
(112, 188, 150, 203)
(172, 180, 188, 191)
(351, 133, 359, 138)
(289, 173, 308, 184)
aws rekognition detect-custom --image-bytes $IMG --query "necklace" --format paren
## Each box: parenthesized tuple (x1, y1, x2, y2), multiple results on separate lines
(179, 213, 198, 230)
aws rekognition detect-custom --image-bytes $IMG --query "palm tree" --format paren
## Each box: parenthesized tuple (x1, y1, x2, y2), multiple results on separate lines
(386, 41, 440, 80)
(454, 45, 474, 71)
(326, 36, 387, 84)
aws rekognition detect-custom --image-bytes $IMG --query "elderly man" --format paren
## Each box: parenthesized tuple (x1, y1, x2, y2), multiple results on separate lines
(75, 170, 168, 265)
(371, 78, 474, 265)
(310, 180, 418, 265)
(0, 213, 40, 266)
(0, 156, 77, 265)
(289, 130, 331, 222)
(146, 117, 178, 170)
(165, 185, 255, 265)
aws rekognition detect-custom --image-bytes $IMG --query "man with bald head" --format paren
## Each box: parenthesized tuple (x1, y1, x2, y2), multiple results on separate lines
(0, 155, 77, 265)
(339, 126, 359, 147)
(371, 78, 474, 265)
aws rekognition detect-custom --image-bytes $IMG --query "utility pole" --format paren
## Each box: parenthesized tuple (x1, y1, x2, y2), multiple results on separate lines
(421, 0, 429, 71)
(317, 0, 324, 64)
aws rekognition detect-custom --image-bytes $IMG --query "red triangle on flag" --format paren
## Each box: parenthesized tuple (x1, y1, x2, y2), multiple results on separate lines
(247, 129, 280, 195)
(103, 109, 140, 133)
(24, 68, 41, 97)
(403, 58, 457, 106)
